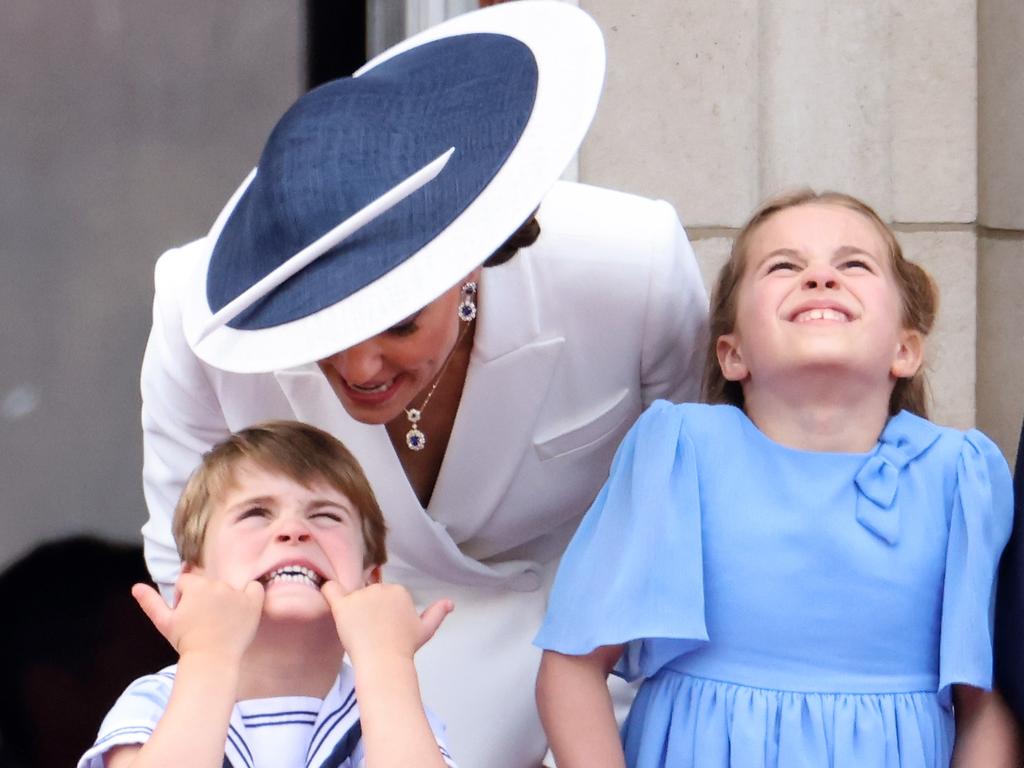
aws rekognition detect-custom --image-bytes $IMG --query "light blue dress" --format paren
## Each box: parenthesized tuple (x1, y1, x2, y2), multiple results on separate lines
(535, 402, 1012, 767)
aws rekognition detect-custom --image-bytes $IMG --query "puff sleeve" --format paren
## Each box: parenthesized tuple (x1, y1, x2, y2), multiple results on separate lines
(938, 429, 1014, 700)
(534, 400, 708, 681)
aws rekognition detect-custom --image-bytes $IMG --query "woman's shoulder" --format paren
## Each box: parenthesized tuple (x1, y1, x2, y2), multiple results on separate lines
(540, 180, 677, 227)
(531, 181, 683, 267)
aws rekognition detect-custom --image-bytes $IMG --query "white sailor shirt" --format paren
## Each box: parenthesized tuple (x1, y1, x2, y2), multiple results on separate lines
(77, 663, 456, 768)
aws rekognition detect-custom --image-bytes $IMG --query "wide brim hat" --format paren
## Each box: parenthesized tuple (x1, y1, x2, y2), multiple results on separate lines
(182, 0, 605, 373)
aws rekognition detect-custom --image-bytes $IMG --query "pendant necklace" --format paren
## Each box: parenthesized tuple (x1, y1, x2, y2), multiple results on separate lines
(404, 319, 473, 451)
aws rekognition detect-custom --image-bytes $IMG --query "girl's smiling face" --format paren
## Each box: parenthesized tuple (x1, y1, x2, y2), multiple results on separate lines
(716, 203, 923, 394)
(193, 459, 379, 622)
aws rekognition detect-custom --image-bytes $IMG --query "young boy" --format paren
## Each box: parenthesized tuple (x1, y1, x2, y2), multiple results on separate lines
(78, 421, 456, 768)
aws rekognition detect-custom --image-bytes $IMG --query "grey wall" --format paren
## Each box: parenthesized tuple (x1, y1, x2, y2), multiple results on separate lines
(1, 3, 302, 570)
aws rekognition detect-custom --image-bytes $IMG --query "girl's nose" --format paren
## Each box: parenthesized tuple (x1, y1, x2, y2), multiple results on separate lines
(323, 337, 385, 385)
(802, 263, 839, 291)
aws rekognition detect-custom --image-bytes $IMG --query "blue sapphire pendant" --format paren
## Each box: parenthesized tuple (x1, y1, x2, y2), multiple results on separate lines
(405, 427, 426, 451)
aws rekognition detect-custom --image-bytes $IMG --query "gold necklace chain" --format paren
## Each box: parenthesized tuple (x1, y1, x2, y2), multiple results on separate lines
(404, 320, 472, 451)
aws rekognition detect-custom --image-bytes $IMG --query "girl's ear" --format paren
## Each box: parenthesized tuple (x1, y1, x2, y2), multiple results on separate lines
(891, 329, 924, 379)
(716, 333, 749, 382)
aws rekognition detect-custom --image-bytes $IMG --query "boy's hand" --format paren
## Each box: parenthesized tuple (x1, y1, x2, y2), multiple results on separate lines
(132, 573, 265, 661)
(321, 581, 452, 664)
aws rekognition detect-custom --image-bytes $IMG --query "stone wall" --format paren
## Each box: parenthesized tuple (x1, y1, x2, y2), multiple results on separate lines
(580, 0, 1023, 462)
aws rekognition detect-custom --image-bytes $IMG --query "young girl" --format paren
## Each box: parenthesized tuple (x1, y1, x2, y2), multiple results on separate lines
(534, 191, 1018, 767)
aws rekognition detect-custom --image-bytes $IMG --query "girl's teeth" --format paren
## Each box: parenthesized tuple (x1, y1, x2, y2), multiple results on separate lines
(796, 308, 847, 322)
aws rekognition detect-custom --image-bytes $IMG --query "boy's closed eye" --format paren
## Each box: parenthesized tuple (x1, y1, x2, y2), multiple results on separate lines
(766, 260, 799, 274)
(310, 509, 346, 523)
(238, 506, 271, 521)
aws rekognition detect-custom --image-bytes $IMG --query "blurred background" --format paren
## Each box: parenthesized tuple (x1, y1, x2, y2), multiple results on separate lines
(2, 0, 1022, 610)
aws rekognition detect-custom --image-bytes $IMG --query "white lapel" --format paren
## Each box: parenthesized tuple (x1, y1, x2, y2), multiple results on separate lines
(428, 253, 563, 542)
(273, 254, 560, 590)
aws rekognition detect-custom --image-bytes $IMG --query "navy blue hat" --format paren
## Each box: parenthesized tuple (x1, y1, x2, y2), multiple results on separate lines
(183, 1, 605, 372)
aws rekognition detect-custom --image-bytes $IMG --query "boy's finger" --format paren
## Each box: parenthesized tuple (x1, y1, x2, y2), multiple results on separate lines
(320, 580, 344, 609)
(418, 598, 454, 644)
(243, 579, 266, 608)
(132, 583, 173, 638)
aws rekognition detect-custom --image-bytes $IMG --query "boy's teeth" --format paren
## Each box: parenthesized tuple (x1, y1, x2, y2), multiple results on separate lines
(264, 565, 323, 587)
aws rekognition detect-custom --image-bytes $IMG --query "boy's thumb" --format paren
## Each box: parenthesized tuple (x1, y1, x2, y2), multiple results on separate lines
(132, 583, 173, 640)
(418, 598, 454, 647)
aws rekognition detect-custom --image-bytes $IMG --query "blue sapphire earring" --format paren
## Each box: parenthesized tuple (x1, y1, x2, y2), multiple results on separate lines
(458, 281, 477, 322)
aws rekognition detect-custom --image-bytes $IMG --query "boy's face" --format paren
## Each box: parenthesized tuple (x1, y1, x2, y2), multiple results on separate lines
(193, 459, 379, 621)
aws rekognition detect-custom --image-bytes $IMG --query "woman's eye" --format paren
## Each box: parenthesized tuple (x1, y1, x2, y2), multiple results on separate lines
(387, 322, 417, 337)
(385, 314, 420, 337)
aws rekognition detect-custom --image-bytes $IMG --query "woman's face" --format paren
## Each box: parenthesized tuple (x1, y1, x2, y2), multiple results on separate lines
(317, 272, 478, 425)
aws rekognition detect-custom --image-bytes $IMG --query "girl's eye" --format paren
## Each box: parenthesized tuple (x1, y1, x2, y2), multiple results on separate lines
(766, 260, 798, 274)
(841, 259, 872, 272)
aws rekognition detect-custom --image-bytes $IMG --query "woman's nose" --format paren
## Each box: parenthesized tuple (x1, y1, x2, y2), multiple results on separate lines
(325, 338, 384, 384)
(802, 263, 839, 290)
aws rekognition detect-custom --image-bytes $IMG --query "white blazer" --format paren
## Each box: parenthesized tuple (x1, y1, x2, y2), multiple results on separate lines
(140, 181, 709, 768)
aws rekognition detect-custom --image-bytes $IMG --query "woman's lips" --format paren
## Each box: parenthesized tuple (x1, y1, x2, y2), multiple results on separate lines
(341, 375, 403, 405)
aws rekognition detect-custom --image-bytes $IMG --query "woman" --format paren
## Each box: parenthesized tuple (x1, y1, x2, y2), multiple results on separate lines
(140, 4, 708, 766)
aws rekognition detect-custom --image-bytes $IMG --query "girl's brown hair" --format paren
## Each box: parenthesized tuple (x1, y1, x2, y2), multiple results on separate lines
(702, 189, 938, 418)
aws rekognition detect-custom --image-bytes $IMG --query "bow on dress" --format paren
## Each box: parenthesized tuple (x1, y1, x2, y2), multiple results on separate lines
(854, 412, 940, 545)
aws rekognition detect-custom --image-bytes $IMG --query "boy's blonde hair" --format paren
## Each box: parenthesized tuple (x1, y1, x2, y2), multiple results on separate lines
(702, 189, 938, 418)
(173, 421, 387, 568)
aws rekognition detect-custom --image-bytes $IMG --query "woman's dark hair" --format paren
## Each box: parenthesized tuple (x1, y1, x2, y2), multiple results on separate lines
(483, 211, 541, 267)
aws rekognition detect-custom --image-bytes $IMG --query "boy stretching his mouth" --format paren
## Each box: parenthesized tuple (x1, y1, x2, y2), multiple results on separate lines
(79, 421, 456, 768)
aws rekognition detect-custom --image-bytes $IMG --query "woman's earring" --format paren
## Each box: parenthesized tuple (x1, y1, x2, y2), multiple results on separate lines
(457, 281, 477, 322)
